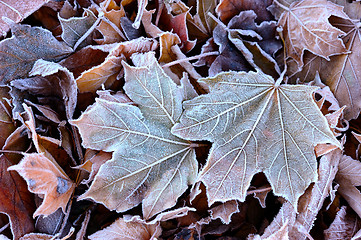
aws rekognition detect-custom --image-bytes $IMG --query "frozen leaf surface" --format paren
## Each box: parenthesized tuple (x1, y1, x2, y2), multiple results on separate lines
(0, 24, 72, 83)
(72, 52, 198, 219)
(59, 9, 97, 48)
(88, 217, 161, 240)
(0, 0, 49, 36)
(8, 153, 75, 217)
(278, 0, 349, 68)
(172, 70, 340, 207)
(287, 17, 361, 120)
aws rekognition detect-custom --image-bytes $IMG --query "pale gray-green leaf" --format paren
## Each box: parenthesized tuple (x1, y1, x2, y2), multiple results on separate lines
(172, 70, 340, 208)
(72, 99, 197, 219)
(123, 52, 184, 127)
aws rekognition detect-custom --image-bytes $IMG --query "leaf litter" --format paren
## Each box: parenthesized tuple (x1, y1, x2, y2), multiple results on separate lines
(0, 0, 361, 239)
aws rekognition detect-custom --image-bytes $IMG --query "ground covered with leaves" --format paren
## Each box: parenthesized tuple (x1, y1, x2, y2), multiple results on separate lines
(0, 0, 361, 239)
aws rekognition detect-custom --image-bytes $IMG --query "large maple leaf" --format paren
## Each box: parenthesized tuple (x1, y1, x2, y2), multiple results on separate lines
(277, 0, 349, 68)
(288, 18, 361, 120)
(71, 52, 198, 219)
(172, 70, 340, 208)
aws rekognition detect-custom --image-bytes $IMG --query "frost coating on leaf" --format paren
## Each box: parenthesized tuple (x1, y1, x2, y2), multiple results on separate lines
(0, 24, 73, 83)
(59, 9, 97, 48)
(278, 0, 349, 68)
(8, 153, 75, 217)
(88, 216, 161, 240)
(172, 70, 340, 208)
(123, 52, 184, 127)
(72, 52, 198, 219)
(73, 99, 197, 219)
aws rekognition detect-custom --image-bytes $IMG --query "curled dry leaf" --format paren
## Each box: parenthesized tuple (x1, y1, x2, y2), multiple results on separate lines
(72, 52, 198, 219)
(1, 153, 35, 240)
(289, 149, 341, 239)
(172, 70, 340, 208)
(226, 10, 282, 78)
(335, 155, 361, 219)
(216, 0, 273, 23)
(159, 7, 196, 52)
(209, 200, 239, 224)
(78, 150, 112, 184)
(0, 86, 35, 239)
(208, 24, 251, 76)
(76, 37, 158, 93)
(0, 23, 72, 84)
(59, 8, 97, 48)
(28, 59, 77, 119)
(8, 153, 75, 217)
(88, 217, 161, 240)
(0, 0, 50, 36)
(324, 206, 361, 240)
(95, 0, 126, 44)
(277, 0, 349, 68)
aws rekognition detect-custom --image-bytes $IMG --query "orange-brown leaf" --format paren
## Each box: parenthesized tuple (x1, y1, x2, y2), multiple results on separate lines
(8, 153, 75, 217)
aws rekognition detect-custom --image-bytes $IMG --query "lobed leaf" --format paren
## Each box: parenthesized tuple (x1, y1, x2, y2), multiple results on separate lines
(172, 70, 340, 208)
(72, 52, 198, 219)
(278, 0, 349, 68)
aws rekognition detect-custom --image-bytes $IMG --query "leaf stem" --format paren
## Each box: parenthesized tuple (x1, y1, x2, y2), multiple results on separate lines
(0, 150, 25, 155)
(207, 12, 228, 30)
(274, 69, 286, 87)
(189, 142, 209, 148)
(162, 51, 219, 68)
(273, 0, 290, 12)
(73, 13, 103, 50)
(0, 223, 9, 234)
(246, 186, 272, 195)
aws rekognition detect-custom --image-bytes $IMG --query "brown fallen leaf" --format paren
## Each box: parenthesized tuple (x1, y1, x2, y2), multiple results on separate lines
(335, 155, 361, 219)
(277, 0, 349, 68)
(58, 8, 97, 48)
(20, 233, 54, 240)
(208, 25, 252, 76)
(209, 200, 239, 224)
(226, 10, 282, 78)
(0, 0, 50, 36)
(290, 149, 342, 239)
(159, 7, 196, 52)
(0, 153, 35, 240)
(0, 86, 35, 239)
(330, 0, 361, 19)
(8, 152, 75, 217)
(141, 9, 163, 38)
(88, 217, 161, 240)
(194, 0, 218, 34)
(78, 150, 112, 184)
(257, 202, 296, 239)
(76, 37, 158, 92)
(0, 23, 72, 84)
(324, 206, 361, 240)
(27, 60, 77, 119)
(95, 0, 126, 44)
(216, 0, 273, 23)
(76, 55, 123, 93)
(60, 45, 109, 78)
